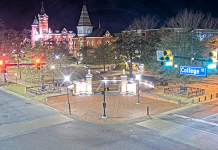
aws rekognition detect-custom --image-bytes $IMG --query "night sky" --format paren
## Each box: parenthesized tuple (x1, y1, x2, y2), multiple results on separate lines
(0, 0, 218, 33)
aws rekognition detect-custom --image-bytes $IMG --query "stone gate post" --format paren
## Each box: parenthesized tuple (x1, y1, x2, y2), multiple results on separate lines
(86, 69, 93, 94)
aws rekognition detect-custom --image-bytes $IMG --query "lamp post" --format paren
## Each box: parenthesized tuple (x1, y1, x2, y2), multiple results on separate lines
(136, 74, 141, 104)
(190, 28, 194, 64)
(102, 80, 107, 118)
(51, 65, 55, 85)
(64, 75, 71, 115)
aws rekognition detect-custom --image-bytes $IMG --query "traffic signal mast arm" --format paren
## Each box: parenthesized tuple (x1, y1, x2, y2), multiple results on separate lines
(174, 56, 210, 61)
(4, 63, 46, 66)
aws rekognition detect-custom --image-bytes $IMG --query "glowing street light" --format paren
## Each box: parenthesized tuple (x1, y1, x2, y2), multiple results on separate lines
(55, 55, 59, 59)
(51, 65, 55, 69)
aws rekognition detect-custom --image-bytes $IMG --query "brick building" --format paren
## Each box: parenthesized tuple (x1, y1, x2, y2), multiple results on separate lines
(72, 3, 113, 60)
(31, 3, 76, 53)
(31, 3, 113, 60)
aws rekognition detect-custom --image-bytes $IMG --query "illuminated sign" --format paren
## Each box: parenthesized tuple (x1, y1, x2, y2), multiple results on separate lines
(180, 66, 207, 77)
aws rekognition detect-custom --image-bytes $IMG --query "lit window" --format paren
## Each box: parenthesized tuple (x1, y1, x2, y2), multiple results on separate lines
(88, 30, 90, 33)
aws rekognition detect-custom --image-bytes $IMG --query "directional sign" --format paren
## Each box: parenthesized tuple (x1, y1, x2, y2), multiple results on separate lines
(180, 66, 207, 77)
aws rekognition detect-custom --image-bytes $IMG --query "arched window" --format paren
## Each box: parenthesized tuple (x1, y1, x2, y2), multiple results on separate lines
(92, 41, 94, 46)
(87, 41, 90, 47)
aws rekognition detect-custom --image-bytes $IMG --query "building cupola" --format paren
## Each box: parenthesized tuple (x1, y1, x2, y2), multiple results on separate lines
(77, 2, 93, 36)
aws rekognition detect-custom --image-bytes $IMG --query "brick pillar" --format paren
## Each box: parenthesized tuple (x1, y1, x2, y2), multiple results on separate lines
(120, 69, 127, 94)
(86, 69, 93, 94)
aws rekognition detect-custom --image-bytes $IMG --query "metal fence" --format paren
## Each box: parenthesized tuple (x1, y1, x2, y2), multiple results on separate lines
(26, 84, 61, 96)
(164, 86, 205, 97)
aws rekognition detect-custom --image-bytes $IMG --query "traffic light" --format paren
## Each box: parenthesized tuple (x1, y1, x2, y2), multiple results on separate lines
(208, 50, 217, 69)
(100, 91, 105, 95)
(105, 87, 109, 91)
(0, 60, 3, 66)
(160, 50, 173, 66)
(35, 58, 41, 70)
(0, 60, 6, 73)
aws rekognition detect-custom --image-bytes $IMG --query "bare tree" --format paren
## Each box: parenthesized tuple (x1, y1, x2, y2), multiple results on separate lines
(129, 15, 159, 30)
(165, 9, 218, 29)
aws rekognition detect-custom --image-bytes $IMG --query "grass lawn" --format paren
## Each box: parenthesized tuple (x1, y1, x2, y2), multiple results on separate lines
(2, 84, 46, 102)
(2, 84, 27, 96)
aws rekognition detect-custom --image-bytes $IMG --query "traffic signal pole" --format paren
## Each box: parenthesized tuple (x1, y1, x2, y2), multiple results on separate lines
(102, 81, 107, 118)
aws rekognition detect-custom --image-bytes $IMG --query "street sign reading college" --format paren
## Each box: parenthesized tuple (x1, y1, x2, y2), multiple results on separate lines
(180, 66, 207, 77)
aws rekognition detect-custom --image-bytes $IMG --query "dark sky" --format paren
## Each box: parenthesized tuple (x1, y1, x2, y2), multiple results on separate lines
(0, 0, 218, 33)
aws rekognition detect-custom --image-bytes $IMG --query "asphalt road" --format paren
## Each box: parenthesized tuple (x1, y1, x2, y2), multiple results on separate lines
(1, 87, 218, 149)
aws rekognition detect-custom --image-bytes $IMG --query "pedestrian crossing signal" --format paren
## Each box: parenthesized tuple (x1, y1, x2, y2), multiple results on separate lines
(100, 91, 105, 95)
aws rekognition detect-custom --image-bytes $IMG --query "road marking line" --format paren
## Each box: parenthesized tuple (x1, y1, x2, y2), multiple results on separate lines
(172, 114, 218, 127)
(96, 83, 102, 91)
(202, 113, 218, 120)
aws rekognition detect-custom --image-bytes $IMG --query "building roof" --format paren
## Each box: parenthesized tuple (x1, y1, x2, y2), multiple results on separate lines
(78, 4, 92, 26)
(39, 2, 46, 15)
(86, 27, 107, 37)
(32, 16, 39, 25)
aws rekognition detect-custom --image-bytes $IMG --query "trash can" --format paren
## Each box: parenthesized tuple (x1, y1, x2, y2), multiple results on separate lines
(41, 85, 46, 89)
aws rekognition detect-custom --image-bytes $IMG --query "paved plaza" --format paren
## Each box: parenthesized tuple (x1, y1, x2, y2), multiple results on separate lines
(43, 94, 183, 124)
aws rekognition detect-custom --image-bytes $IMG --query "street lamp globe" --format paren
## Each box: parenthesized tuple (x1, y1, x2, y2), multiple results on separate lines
(136, 74, 141, 80)
(51, 65, 55, 69)
(64, 76, 70, 82)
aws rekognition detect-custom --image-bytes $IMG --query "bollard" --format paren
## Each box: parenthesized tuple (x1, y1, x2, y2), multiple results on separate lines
(192, 99, 194, 104)
(147, 106, 149, 115)
(199, 98, 200, 102)
(205, 96, 206, 101)
(211, 94, 212, 100)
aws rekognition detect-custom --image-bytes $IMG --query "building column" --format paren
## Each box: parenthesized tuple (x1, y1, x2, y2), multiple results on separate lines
(120, 69, 127, 94)
(86, 69, 93, 94)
